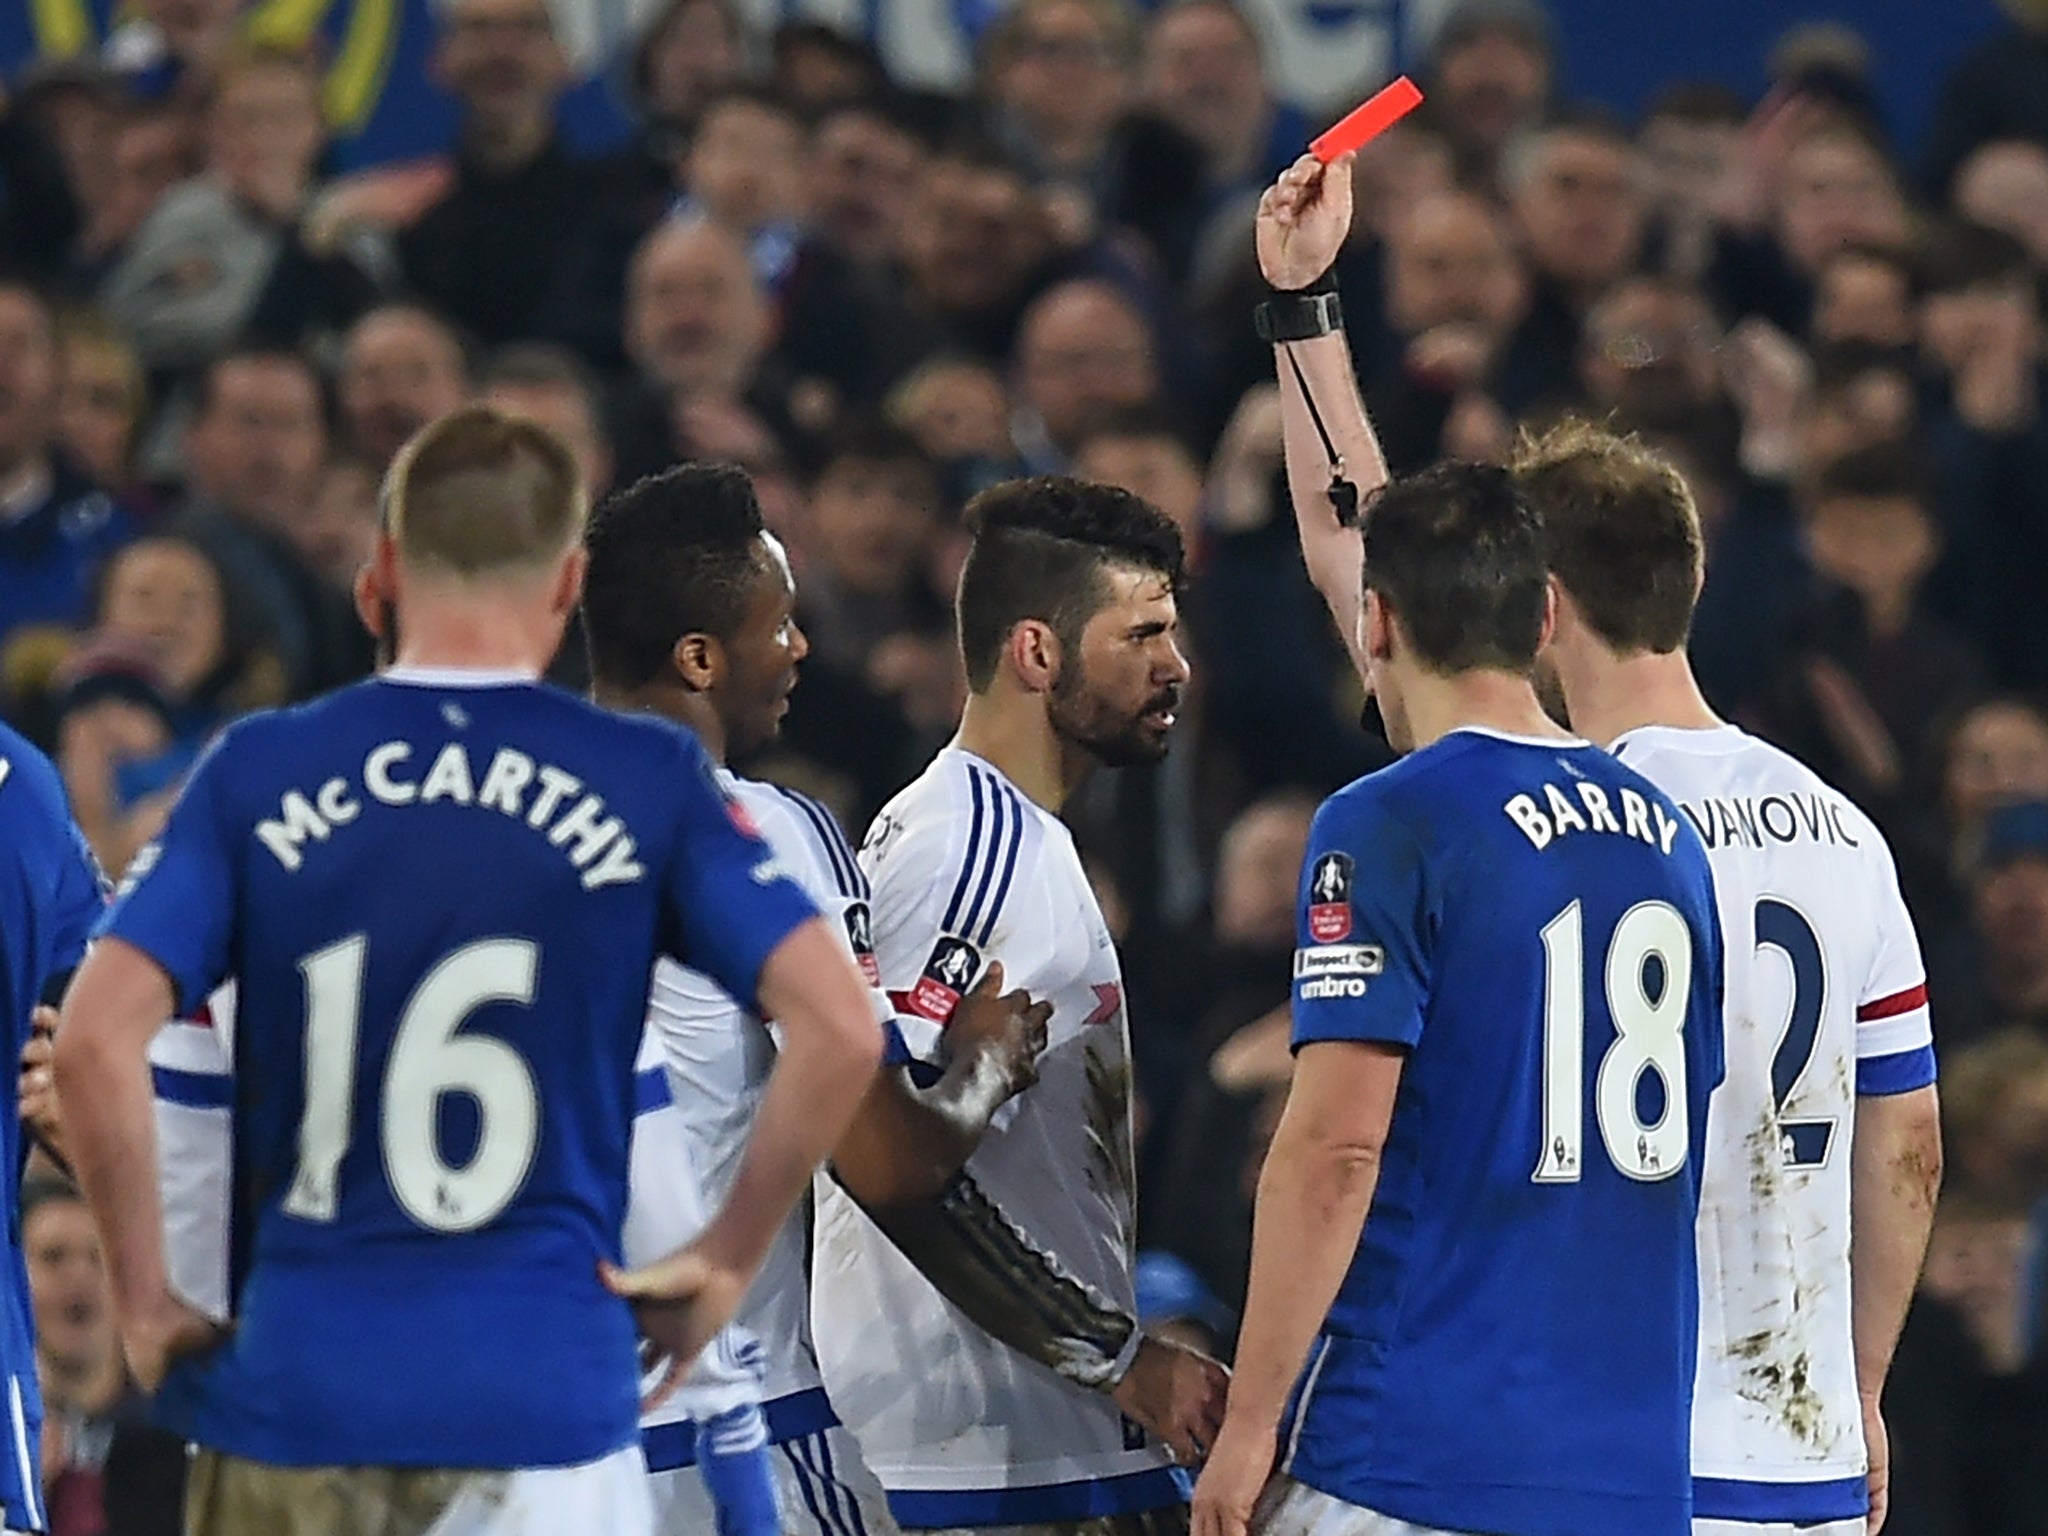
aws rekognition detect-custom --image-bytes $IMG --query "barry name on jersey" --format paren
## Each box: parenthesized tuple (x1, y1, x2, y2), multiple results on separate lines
(245, 737, 662, 890)
(1501, 772, 1686, 854)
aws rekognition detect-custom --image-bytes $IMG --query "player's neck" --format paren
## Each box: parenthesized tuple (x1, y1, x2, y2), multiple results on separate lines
(1402, 669, 1571, 751)
(1565, 649, 1721, 749)
(592, 680, 728, 763)
(390, 594, 560, 678)
(955, 692, 1086, 812)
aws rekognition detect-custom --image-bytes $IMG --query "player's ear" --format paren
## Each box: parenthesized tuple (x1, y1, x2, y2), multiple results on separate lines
(670, 632, 719, 692)
(1363, 589, 1394, 664)
(1009, 620, 1060, 695)
(550, 546, 588, 619)
(1537, 577, 1560, 652)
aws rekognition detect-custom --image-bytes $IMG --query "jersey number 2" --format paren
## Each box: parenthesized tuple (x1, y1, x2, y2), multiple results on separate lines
(283, 935, 541, 1233)
(1533, 900, 1692, 1184)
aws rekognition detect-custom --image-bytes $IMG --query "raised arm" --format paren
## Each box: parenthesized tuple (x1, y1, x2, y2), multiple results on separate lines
(1255, 154, 1388, 683)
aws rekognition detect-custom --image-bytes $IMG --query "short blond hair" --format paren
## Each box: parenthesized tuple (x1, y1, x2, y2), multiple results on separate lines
(381, 405, 585, 579)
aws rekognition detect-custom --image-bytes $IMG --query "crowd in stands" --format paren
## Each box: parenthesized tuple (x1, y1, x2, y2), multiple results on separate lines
(4, 0, 2048, 1529)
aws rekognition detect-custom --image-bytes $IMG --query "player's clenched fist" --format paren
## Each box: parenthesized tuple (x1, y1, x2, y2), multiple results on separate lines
(1255, 153, 1356, 293)
(944, 961, 1052, 1103)
(1109, 1333, 1230, 1466)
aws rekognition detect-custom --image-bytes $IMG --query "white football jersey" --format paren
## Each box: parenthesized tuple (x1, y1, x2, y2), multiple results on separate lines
(642, 771, 893, 1420)
(812, 747, 1181, 1527)
(1611, 725, 1936, 1526)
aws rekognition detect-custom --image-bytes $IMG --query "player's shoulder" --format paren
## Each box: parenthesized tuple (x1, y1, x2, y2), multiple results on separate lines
(0, 720, 68, 821)
(860, 749, 1049, 923)
(734, 776, 867, 900)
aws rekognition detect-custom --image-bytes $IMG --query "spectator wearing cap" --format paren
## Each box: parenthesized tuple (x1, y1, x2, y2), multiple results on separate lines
(0, 282, 135, 701)
(1425, 0, 1554, 185)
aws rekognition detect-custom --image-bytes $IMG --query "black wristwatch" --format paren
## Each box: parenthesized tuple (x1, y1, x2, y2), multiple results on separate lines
(1254, 268, 1343, 343)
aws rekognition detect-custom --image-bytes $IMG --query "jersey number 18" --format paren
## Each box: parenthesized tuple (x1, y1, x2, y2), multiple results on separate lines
(1532, 900, 1692, 1184)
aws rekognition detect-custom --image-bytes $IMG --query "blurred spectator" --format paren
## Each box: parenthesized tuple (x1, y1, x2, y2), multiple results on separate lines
(633, 0, 751, 144)
(1811, 244, 1916, 350)
(0, 66, 90, 287)
(1932, 801, 2048, 1049)
(175, 347, 365, 694)
(1575, 275, 1727, 433)
(1144, 792, 1316, 1305)
(0, 283, 133, 688)
(979, 0, 1209, 282)
(1013, 278, 1160, 471)
(1504, 112, 1650, 402)
(52, 313, 148, 503)
(809, 98, 930, 272)
(396, 0, 595, 350)
(1953, 139, 2048, 267)
(1906, 694, 2048, 926)
(1923, 0, 2048, 198)
(103, 0, 247, 106)
(681, 88, 806, 262)
(100, 46, 329, 391)
(1138, 0, 1303, 200)
(296, 456, 380, 595)
(772, 23, 887, 116)
(70, 104, 190, 286)
(23, 1177, 183, 1536)
(1751, 443, 1982, 816)
(886, 353, 1015, 499)
(1423, 0, 1553, 184)
(481, 343, 615, 502)
(336, 304, 472, 470)
(1637, 83, 1746, 279)
(1132, 1250, 1232, 1357)
(1073, 409, 1204, 540)
(50, 638, 184, 878)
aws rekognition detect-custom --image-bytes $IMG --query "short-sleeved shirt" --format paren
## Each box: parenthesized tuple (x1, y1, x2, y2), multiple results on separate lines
(1285, 727, 1725, 1536)
(1613, 724, 1936, 1523)
(101, 669, 816, 1470)
(0, 724, 105, 1533)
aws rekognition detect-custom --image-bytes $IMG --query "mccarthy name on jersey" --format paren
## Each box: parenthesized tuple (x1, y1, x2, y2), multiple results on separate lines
(813, 748, 1181, 1527)
(1614, 725, 1936, 1526)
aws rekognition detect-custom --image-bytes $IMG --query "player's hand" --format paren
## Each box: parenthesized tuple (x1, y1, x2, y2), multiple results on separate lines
(1190, 1416, 1276, 1536)
(601, 1247, 750, 1411)
(122, 1288, 227, 1392)
(1861, 1390, 1890, 1534)
(1109, 1333, 1229, 1465)
(944, 962, 1051, 1104)
(19, 1009, 65, 1167)
(1255, 153, 1356, 293)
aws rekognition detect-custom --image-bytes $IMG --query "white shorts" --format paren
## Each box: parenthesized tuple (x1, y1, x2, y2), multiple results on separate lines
(1251, 1476, 1474, 1536)
(649, 1423, 900, 1536)
(1695, 1523, 1865, 1536)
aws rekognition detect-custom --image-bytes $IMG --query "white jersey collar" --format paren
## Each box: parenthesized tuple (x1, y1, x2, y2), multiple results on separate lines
(378, 664, 540, 688)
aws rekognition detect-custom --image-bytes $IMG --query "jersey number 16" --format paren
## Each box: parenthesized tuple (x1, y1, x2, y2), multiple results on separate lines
(1532, 900, 1693, 1185)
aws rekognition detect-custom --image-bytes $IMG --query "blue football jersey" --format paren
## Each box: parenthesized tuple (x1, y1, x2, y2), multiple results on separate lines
(0, 724, 105, 1534)
(99, 671, 818, 1471)
(1284, 727, 1725, 1536)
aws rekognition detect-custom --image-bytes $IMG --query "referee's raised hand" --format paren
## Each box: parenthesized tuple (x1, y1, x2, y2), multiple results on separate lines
(1255, 153, 1356, 292)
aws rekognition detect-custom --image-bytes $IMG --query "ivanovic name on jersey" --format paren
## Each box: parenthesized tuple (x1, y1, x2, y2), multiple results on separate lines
(1676, 791, 1861, 853)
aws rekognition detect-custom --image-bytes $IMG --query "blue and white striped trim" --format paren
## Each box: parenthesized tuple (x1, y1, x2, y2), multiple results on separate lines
(644, 1386, 839, 1471)
(885, 1464, 1191, 1527)
(782, 1428, 871, 1536)
(1692, 1474, 1868, 1522)
(767, 784, 868, 900)
(6, 1375, 42, 1535)
(152, 1065, 232, 1109)
(940, 766, 1026, 947)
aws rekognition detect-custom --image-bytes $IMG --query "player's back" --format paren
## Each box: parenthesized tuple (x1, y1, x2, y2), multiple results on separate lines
(115, 671, 807, 1471)
(1612, 725, 1935, 1524)
(1287, 728, 1724, 1536)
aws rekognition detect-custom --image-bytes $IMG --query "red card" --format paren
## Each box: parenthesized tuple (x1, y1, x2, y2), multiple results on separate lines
(1310, 76, 1426, 163)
